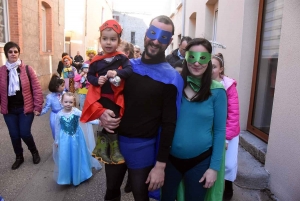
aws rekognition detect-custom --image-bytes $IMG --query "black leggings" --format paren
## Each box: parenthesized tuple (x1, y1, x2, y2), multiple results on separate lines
(105, 164, 152, 201)
(98, 97, 120, 134)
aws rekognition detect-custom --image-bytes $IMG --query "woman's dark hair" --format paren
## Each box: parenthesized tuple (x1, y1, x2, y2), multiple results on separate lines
(48, 73, 65, 92)
(213, 53, 225, 75)
(61, 52, 68, 58)
(4, 41, 20, 58)
(181, 38, 213, 102)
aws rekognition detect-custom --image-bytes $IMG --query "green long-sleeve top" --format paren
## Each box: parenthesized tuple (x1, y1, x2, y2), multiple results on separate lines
(170, 86, 227, 171)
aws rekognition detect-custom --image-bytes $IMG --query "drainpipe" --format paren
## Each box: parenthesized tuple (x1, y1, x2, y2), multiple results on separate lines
(182, 0, 186, 36)
(48, 52, 52, 76)
(84, 0, 87, 59)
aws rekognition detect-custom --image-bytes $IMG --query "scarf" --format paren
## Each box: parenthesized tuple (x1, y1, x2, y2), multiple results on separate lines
(63, 66, 72, 72)
(6, 59, 22, 96)
(187, 76, 201, 92)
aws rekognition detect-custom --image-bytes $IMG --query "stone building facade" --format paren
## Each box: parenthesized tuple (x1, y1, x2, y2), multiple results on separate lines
(112, 11, 155, 53)
(0, 0, 65, 90)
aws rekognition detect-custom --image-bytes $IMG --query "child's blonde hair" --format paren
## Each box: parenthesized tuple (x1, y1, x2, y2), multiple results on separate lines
(62, 92, 76, 104)
(119, 40, 134, 59)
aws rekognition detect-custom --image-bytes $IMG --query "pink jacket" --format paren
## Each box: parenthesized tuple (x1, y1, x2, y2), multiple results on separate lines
(0, 62, 44, 114)
(222, 76, 240, 140)
(74, 74, 90, 89)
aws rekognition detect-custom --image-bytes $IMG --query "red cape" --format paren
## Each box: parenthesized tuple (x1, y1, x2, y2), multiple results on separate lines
(80, 52, 125, 123)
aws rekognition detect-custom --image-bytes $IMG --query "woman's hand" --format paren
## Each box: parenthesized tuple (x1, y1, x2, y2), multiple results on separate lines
(98, 76, 108, 86)
(34, 111, 40, 116)
(106, 70, 117, 78)
(199, 168, 217, 188)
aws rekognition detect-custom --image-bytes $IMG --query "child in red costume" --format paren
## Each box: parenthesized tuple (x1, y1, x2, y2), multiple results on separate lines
(80, 19, 132, 164)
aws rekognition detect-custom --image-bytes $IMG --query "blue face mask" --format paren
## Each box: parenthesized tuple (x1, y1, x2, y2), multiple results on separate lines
(146, 25, 173, 44)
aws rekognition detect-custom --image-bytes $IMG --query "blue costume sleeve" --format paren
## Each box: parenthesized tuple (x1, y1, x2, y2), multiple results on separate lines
(40, 94, 52, 115)
(210, 88, 227, 171)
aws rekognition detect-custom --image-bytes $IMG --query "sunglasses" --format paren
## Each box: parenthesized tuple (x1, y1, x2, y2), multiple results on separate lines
(8, 50, 19, 54)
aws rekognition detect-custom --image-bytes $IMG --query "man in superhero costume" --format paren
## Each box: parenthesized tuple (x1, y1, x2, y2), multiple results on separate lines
(83, 15, 183, 201)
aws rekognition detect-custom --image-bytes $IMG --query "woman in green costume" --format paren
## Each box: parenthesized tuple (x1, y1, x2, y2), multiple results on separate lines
(161, 38, 227, 201)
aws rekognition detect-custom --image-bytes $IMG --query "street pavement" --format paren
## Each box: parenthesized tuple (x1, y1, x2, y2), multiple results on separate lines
(0, 97, 274, 201)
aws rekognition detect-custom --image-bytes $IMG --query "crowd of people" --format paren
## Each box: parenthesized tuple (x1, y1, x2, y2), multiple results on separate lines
(0, 14, 240, 201)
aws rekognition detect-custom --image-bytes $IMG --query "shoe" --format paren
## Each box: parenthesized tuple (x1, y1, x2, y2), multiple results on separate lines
(93, 131, 112, 164)
(124, 178, 132, 193)
(31, 150, 41, 164)
(11, 154, 24, 170)
(223, 180, 233, 200)
(107, 134, 125, 164)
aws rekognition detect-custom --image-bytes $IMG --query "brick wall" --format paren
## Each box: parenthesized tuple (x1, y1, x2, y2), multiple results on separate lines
(0, 0, 65, 90)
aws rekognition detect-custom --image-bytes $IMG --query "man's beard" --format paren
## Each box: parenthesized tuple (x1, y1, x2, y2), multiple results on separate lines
(144, 40, 164, 59)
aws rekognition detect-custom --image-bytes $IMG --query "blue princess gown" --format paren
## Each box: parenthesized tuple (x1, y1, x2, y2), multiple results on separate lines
(41, 92, 63, 139)
(53, 108, 101, 186)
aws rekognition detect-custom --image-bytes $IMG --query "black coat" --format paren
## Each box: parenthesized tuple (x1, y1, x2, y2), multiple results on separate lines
(166, 48, 180, 67)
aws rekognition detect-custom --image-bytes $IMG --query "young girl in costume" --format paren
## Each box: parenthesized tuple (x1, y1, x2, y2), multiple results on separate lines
(212, 53, 240, 200)
(81, 19, 132, 165)
(61, 55, 78, 93)
(53, 92, 101, 186)
(40, 74, 65, 139)
(161, 38, 227, 201)
(74, 63, 90, 110)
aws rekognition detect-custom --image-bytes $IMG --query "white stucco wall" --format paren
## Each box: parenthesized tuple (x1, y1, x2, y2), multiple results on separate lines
(265, 1, 300, 200)
(217, 0, 259, 130)
(85, 0, 113, 57)
(65, 0, 112, 59)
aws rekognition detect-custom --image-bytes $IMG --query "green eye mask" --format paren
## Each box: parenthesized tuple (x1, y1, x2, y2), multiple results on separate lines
(185, 51, 211, 64)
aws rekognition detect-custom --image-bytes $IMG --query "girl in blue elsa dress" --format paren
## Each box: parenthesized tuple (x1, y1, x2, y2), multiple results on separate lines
(53, 92, 101, 186)
(40, 74, 65, 139)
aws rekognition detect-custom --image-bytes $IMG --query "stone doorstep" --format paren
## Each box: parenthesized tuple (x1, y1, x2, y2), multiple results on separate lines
(239, 131, 267, 164)
(236, 131, 270, 190)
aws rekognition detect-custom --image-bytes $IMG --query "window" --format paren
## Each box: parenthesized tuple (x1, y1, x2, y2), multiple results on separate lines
(41, 5, 47, 52)
(131, 32, 135, 44)
(212, 9, 218, 54)
(40, 1, 53, 53)
(0, 0, 9, 45)
(248, 0, 284, 142)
